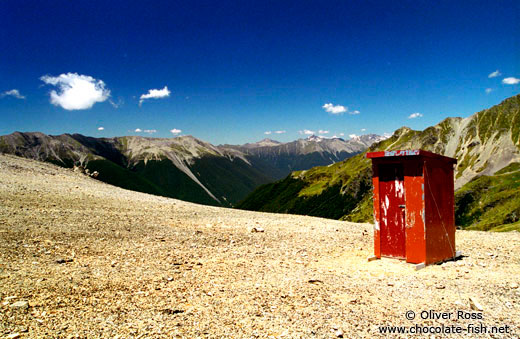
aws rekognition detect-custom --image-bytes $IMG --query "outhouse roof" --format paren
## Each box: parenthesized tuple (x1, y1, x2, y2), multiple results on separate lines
(366, 149, 457, 164)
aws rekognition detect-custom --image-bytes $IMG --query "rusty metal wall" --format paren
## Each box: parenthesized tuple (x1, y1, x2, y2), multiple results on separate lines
(424, 158, 456, 264)
(378, 163, 406, 258)
(404, 159, 426, 264)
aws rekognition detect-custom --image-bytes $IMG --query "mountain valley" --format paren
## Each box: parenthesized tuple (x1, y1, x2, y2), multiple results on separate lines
(0, 132, 382, 207)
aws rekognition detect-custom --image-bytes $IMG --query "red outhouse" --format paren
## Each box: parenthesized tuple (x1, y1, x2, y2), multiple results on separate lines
(366, 150, 457, 266)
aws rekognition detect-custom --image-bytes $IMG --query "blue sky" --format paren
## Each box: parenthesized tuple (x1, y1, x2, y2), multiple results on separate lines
(1, 0, 519, 145)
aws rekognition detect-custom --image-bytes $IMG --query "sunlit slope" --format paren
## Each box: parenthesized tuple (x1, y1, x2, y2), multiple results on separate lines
(455, 162, 520, 231)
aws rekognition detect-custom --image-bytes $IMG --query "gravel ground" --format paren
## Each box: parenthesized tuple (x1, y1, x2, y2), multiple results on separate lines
(0, 154, 519, 338)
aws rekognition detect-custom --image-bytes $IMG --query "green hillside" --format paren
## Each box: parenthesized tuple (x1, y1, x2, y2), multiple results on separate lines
(237, 94, 520, 231)
(191, 156, 273, 206)
(455, 162, 520, 232)
(84, 157, 277, 207)
(235, 140, 380, 219)
(131, 159, 221, 206)
(85, 159, 171, 198)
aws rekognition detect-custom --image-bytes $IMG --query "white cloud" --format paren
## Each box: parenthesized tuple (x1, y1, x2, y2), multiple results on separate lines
(318, 129, 329, 134)
(361, 128, 366, 132)
(502, 77, 520, 85)
(264, 131, 272, 135)
(1, 89, 25, 99)
(408, 112, 423, 119)
(40, 73, 110, 110)
(485, 88, 493, 94)
(135, 128, 142, 132)
(339, 132, 344, 136)
(139, 86, 170, 105)
(322, 103, 347, 115)
(97, 127, 104, 131)
(349, 110, 360, 115)
(170, 128, 182, 134)
(349, 134, 358, 139)
(274, 130, 286, 134)
(299, 129, 315, 135)
(488, 70, 501, 78)
(144, 129, 157, 134)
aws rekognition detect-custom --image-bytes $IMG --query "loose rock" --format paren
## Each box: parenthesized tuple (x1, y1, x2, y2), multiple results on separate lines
(469, 297, 483, 311)
(56, 258, 73, 264)
(308, 279, 323, 284)
(10, 301, 29, 309)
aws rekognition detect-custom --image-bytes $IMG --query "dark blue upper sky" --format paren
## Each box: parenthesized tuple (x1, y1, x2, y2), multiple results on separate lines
(1, 0, 519, 144)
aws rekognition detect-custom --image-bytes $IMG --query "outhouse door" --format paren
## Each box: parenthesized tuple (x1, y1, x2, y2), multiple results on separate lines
(378, 163, 406, 258)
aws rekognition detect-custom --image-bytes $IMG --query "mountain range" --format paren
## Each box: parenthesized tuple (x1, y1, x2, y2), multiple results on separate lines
(223, 134, 385, 179)
(0, 132, 383, 207)
(237, 94, 520, 231)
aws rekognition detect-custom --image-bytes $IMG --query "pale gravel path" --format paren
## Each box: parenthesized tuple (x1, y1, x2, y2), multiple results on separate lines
(0, 154, 519, 338)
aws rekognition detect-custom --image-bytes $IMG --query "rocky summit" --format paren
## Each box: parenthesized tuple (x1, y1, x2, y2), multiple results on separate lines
(0, 154, 519, 337)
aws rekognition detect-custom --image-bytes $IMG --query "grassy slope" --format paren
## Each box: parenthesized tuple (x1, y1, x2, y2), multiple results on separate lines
(131, 159, 221, 206)
(455, 163, 520, 231)
(86, 157, 271, 207)
(190, 156, 274, 206)
(237, 94, 520, 231)
(88, 156, 280, 207)
(85, 159, 170, 198)
(236, 150, 374, 218)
